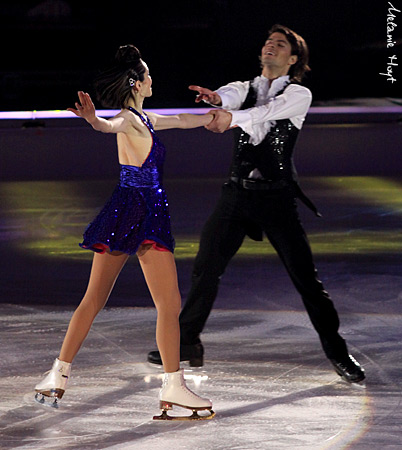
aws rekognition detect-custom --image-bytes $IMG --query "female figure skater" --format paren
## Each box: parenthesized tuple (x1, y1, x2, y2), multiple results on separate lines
(34, 45, 214, 420)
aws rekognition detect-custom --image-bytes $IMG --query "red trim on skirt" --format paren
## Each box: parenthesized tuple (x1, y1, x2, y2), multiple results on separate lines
(90, 240, 169, 254)
(141, 240, 170, 252)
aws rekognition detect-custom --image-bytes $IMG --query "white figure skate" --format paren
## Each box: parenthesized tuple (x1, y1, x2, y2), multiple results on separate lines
(153, 368, 215, 420)
(34, 358, 71, 408)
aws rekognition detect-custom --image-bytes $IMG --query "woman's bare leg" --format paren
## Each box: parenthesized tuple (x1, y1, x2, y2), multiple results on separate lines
(137, 248, 181, 373)
(59, 251, 129, 363)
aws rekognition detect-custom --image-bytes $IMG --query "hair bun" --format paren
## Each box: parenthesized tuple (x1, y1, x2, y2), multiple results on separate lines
(115, 45, 141, 65)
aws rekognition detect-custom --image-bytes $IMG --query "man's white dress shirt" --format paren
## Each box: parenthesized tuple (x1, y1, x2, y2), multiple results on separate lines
(215, 74, 312, 146)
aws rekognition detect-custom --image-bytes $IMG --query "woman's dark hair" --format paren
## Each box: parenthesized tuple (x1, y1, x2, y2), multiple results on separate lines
(266, 24, 311, 82)
(93, 44, 146, 108)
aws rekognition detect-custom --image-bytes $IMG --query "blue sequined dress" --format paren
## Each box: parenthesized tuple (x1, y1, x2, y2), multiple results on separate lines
(79, 107, 175, 254)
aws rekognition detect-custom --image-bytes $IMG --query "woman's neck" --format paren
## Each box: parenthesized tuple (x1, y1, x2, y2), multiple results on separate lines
(128, 96, 144, 114)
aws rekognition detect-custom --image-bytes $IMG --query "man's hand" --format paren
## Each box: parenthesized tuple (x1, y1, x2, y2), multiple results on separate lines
(188, 85, 222, 105)
(205, 109, 232, 133)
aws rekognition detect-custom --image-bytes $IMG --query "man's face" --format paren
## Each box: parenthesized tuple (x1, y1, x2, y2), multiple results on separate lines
(261, 32, 297, 70)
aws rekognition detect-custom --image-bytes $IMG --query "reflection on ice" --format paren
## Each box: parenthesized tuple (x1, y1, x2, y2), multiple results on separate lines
(2, 307, 401, 449)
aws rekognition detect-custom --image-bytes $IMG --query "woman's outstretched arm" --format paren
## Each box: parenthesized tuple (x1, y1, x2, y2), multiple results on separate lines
(67, 91, 131, 133)
(147, 111, 214, 131)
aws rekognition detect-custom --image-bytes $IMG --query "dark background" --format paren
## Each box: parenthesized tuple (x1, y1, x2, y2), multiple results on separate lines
(1, 0, 400, 111)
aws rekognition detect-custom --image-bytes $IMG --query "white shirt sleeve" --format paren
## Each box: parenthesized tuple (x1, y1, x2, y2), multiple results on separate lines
(214, 81, 251, 110)
(229, 84, 312, 144)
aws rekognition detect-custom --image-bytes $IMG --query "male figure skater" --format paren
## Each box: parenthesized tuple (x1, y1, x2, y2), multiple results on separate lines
(148, 24, 365, 383)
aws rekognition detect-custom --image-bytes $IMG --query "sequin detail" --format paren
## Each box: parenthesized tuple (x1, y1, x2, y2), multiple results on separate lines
(266, 120, 297, 174)
(230, 80, 299, 182)
(79, 108, 175, 255)
(231, 119, 299, 181)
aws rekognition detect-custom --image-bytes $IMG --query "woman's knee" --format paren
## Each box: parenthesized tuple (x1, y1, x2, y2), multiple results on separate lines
(77, 292, 107, 317)
(154, 295, 181, 317)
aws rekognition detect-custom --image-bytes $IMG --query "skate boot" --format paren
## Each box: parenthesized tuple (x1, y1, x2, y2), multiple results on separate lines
(329, 354, 365, 383)
(153, 368, 215, 420)
(34, 358, 71, 408)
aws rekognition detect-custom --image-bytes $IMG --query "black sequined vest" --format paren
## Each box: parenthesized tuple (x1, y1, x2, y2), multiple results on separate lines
(229, 80, 321, 217)
(230, 81, 299, 183)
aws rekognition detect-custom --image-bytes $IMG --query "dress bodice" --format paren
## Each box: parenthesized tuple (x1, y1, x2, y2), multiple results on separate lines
(125, 106, 167, 180)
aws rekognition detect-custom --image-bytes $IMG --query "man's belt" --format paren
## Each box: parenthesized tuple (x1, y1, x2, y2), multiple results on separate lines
(230, 176, 322, 217)
(230, 176, 290, 190)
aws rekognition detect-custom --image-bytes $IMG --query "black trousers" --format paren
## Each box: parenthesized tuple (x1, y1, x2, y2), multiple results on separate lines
(179, 181, 349, 360)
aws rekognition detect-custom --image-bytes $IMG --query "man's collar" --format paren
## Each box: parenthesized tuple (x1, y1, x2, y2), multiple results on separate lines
(253, 74, 290, 99)
(261, 74, 290, 87)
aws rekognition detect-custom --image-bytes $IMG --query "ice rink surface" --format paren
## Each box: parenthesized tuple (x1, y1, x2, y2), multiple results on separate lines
(1, 177, 402, 449)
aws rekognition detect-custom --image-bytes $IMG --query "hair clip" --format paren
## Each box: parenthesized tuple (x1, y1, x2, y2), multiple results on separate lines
(128, 78, 135, 87)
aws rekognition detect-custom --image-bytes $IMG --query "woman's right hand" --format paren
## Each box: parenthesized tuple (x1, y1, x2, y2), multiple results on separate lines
(67, 91, 97, 123)
(188, 85, 222, 106)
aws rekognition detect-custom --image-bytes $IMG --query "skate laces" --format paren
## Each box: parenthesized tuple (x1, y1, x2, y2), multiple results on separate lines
(181, 383, 204, 399)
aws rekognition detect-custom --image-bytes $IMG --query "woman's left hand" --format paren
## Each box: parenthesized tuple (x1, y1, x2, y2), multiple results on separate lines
(67, 91, 96, 123)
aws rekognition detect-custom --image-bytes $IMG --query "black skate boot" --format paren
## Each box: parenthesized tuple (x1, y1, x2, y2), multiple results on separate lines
(330, 354, 365, 383)
(148, 343, 204, 367)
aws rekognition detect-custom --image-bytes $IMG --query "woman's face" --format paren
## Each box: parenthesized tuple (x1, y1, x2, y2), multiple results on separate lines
(138, 61, 152, 97)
